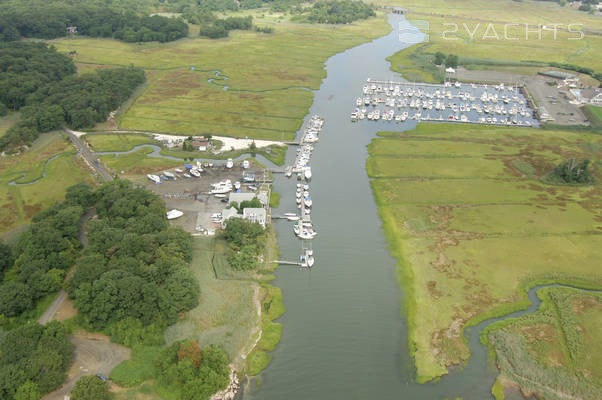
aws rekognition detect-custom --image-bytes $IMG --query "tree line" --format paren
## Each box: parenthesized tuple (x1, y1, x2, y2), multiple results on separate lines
(296, 1, 375, 24)
(0, 0, 188, 43)
(221, 218, 266, 271)
(547, 158, 596, 184)
(0, 42, 145, 152)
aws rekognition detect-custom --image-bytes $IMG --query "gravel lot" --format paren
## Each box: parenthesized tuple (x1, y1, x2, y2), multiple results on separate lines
(140, 164, 266, 234)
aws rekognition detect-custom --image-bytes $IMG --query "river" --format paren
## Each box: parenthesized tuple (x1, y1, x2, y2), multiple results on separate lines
(244, 14, 524, 400)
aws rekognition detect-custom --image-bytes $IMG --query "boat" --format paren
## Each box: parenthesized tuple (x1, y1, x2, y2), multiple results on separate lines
(147, 174, 161, 184)
(304, 197, 312, 208)
(166, 209, 183, 220)
(242, 160, 250, 169)
(214, 194, 227, 198)
(287, 216, 300, 221)
(284, 212, 297, 217)
(174, 168, 183, 173)
(234, 181, 241, 190)
(163, 171, 176, 179)
(285, 166, 293, 177)
(304, 168, 312, 180)
(184, 163, 193, 170)
(189, 169, 201, 178)
(307, 255, 315, 267)
(226, 159, 234, 169)
(183, 173, 191, 178)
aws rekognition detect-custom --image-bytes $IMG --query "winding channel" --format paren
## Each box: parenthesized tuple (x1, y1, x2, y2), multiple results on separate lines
(240, 14, 600, 400)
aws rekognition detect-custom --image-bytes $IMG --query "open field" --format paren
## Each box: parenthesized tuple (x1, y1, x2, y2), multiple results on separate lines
(52, 12, 390, 140)
(367, 123, 602, 385)
(0, 132, 95, 235)
(379, 0, 602, 82)
(84, 133, 158, 152)
(486, 287, 602, 400)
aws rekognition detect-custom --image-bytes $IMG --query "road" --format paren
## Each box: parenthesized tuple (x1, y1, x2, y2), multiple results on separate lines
(38, 208, 96, 325)
(63, 127, 113, 182)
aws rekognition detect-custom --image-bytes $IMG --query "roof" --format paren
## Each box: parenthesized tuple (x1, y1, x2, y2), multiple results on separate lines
(243, 208, 266, 219)
(221, 207, 240, 220)
(229, 192, 268, 206)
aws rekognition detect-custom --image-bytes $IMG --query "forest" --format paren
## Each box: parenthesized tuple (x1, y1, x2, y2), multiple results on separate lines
(221, 218, 266, 271)
(0, 42, 145, 151)
(0, 0, 188, 43)
(297, 1, 375, 24)
(0, 322, 73, 399)
(0, 181, 200, 348)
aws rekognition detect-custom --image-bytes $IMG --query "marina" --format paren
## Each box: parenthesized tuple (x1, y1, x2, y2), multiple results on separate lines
(350, 78, 538, 127)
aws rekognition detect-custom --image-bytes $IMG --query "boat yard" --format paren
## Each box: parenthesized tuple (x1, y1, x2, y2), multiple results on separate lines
(140, 162, 271, 235)
(351, 78, 538, 126)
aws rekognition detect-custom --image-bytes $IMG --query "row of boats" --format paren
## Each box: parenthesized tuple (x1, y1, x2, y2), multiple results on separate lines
(358, 97, 530, 116)
(353, 108, 533, 126)
(285, 115, 324, 180)
(294, 183, 317, 240)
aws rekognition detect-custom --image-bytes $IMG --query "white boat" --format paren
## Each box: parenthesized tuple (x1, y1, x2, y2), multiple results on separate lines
(183, 173, 191, 178)
(304, 197, 312, 208)
(287, 216, 300, 221)
(304, 168, 312, 180)
(214, 194, 227, 198)
(147, 174, 161, 184)
(284, 213, 297, 217)
(226, 158, 234, 169)
(166, 209, 183, 220)
(307, 255, 315, 267)
(242, 160, 250, 169)
(234, 181, 241, 190)
(174, 168, 183, 173)
(163, 171, 176, 178)
(189, 169, 201, 177)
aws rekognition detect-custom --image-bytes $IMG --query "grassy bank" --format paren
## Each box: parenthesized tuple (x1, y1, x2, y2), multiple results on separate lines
(84, 132, 159, 152)
(367, 123, 602, 386)
(583, 105, 602, 128)
(52, 11, 390, 141)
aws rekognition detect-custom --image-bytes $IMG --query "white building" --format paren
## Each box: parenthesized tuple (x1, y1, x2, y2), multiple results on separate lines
(243, 208, 267, 227)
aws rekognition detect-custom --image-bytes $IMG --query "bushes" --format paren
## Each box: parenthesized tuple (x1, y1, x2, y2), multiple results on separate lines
(199, 16, 254, 39)
(304, 1, 375, 24)
(70, 376, 110, 400)
(155, 341, 230, 400)
(545, 158, 596, 185)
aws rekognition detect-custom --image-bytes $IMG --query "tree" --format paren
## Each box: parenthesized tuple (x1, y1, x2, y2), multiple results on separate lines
(70, 376, 110, 400)
(14, 381, 40, 400)
(434, 51, 445, 65)
(445, 54, 459, 68)
(0, 281, 34, 317)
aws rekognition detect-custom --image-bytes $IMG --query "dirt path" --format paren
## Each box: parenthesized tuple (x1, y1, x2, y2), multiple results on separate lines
(42, 333, 130, 400)
(241, 284, 263, 361)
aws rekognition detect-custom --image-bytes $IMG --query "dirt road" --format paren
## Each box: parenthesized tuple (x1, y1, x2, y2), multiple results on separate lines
(42, 333, 130, 400)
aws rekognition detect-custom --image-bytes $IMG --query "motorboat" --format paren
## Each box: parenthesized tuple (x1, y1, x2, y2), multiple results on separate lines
(166, 209, 183, 220)
(226, 158, 234, 169)
(304, 197, 312, 208)
(147, 174, 161, 184)
(242, 160, 250, 169)
(304, 168, 312, 180)
(163, 171, 176, 179)
(189, 169, 201, 177)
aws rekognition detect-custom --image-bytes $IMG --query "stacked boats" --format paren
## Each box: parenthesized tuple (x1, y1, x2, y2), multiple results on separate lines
(289, 115, 324, 180)
(351, 79, 536, 126)
(294, 183, 316, 239)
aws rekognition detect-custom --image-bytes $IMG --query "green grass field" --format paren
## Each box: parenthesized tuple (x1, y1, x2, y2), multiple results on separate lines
(378, 0, 602, 81)
(52, 12, 390, 140)
(486, 287, 602, 399)
(367, 123, 602, 386)
(0, 112, 20, 137)
(0, 132, 95, 235)
(84, 133, 158, 152)
(584, 105, 602, 128)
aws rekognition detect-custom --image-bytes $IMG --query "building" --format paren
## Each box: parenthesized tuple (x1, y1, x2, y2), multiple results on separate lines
(229, 192, 268, 206)
(191, 136, 209, 151)
(243, 208, 267, 227)
(590, 93, 602, 106)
